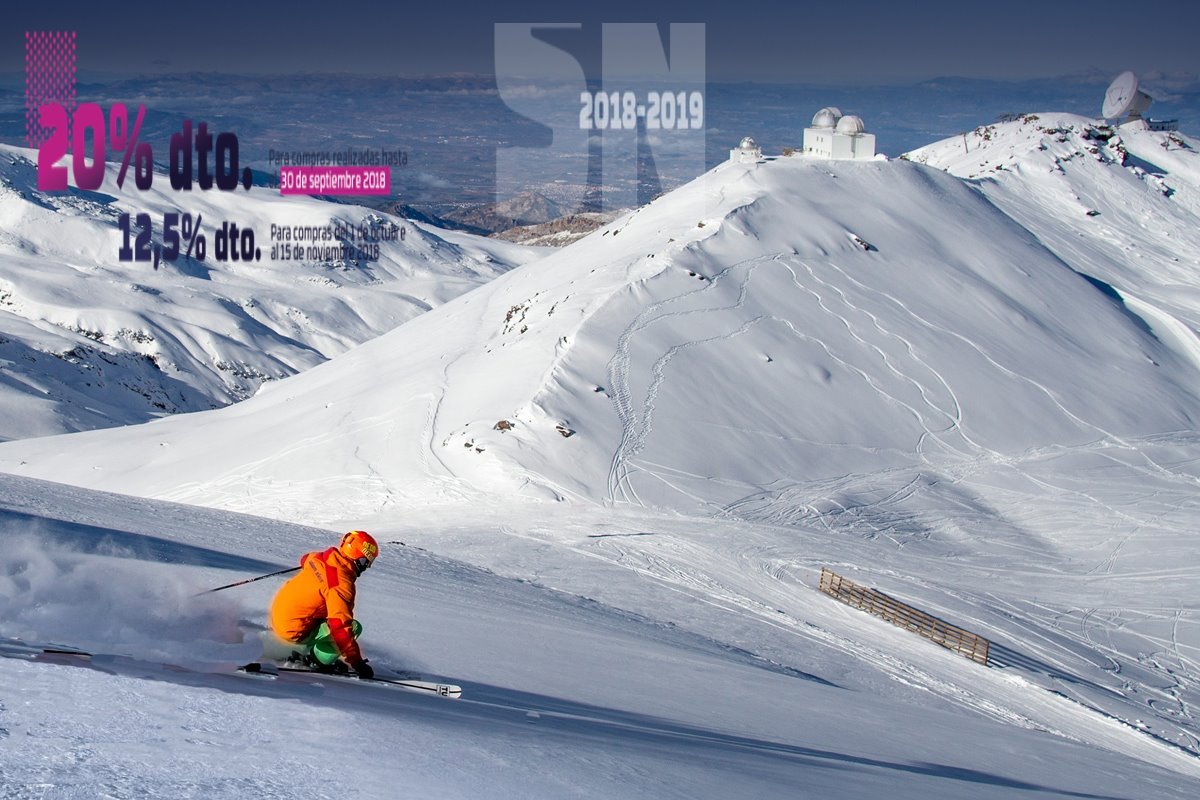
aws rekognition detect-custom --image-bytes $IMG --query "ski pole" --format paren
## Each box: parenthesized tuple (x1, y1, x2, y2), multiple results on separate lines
(196, 566, 300, 596)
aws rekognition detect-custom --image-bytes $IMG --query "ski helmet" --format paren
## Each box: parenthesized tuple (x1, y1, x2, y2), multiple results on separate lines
(340, 530, 379, 574)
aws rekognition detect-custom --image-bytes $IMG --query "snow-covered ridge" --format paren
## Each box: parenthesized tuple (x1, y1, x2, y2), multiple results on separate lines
(922, 108, 1199, 202)
(0, 144, 545, 440)
(3, 151, 1198, 520)
(908, 113, 1200, 378)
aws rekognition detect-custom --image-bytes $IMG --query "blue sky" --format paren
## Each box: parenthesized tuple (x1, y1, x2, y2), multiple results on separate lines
(3, 0, 1198, 84)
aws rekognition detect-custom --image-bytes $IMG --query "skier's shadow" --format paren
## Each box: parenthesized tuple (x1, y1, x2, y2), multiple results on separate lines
(421, 681, 1135, 800)
(220, 668, 1132, 800)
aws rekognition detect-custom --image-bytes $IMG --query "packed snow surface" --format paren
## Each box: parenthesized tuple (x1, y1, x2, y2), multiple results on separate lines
(3, 474, 1200, 799)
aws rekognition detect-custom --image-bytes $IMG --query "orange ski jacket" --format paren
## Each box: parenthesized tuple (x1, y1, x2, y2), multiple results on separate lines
(269, 547, 363, 664)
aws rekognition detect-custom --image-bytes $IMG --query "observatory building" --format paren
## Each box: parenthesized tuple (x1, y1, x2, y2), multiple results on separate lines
(729, 136, 763, 163)
(803, 107, 876, 160)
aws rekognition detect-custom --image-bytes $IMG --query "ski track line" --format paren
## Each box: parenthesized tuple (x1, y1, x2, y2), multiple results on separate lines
(950, 589, 1139, 697)
(756, 260, 955, 461)
(605, 255, 766, 506)
(786, 259, 972, 457)
(813, 262, 969, 434)
(607, 253, 960, 509)
(615, 459, 750, 514)
(814, 251, 1145, 455)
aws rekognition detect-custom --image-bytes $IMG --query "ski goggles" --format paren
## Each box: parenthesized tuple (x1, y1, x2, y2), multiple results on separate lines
(354, 556, 372, 573)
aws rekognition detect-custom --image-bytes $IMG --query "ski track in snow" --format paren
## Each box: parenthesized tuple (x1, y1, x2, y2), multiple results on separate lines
(788, 260, 967, 447)
(600, 212, 1158, 522)
(605, 252, 971, 509)
(604, 257, 745, 505)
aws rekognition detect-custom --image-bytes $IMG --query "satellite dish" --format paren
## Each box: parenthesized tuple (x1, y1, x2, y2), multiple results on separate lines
(1103, 71, 1153, 120)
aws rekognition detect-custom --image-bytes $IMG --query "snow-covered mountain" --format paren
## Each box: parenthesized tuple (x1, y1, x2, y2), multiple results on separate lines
(6, 117, 1200, 795)
(490, 211, 618, 248)
(907, 114, 1200, 360)
(3, 149, 1198, 518)
(442, 190, 565, 234)
(0, 144, 544, 440)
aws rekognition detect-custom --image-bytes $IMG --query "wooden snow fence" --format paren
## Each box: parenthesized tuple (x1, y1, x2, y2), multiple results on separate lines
(818, 568, 990, 666)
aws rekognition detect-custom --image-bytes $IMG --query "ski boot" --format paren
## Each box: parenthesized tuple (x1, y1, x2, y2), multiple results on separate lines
(288, 650, 348, 675)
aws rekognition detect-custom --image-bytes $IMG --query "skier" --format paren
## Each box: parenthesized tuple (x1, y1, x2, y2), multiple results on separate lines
(268, 530, 379, 679)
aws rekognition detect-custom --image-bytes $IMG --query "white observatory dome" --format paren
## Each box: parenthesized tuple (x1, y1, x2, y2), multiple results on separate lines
(738, 136, 757, 150)
(836, 115, 865, 134)
(811, 107, 841, 129)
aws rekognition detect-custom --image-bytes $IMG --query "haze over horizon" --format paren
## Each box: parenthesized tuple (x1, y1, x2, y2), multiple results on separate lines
(2, 1, 1197, 84)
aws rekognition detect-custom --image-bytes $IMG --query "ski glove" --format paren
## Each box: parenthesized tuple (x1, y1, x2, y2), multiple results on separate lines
(353, 659, 374, 680)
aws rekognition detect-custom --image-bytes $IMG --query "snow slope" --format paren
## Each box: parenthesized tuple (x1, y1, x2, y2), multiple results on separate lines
(907, 114, 1200, 369)
(1, 153, 1197, 516)
(5, 134, 1200, 794)
(3, 473, 1199, 799)
(0, 144, 544, 441)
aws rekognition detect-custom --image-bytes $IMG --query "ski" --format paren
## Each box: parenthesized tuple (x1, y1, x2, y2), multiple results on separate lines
(2, 640, 462, 700)
(233, 660, 279, 680)
(278, 665, 463, 698)
(240, 661, 462, 699)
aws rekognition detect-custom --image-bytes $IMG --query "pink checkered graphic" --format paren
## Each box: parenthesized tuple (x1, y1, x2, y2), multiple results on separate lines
(25, 31, 77, 149)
